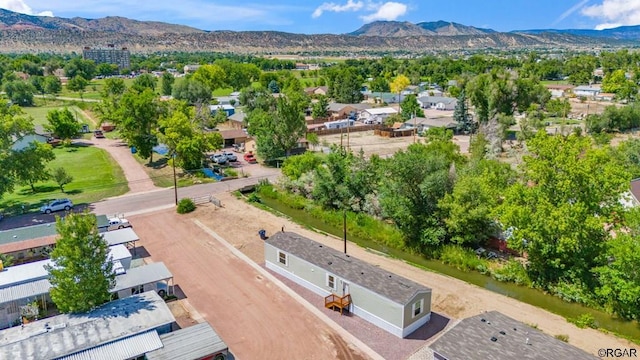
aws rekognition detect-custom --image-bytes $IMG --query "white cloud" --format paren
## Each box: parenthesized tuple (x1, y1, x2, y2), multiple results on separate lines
(581, 0, 640, 29)
(0, 0, 53, 16)
(360, 1, 407, 22)
(312, 0, 363, 19)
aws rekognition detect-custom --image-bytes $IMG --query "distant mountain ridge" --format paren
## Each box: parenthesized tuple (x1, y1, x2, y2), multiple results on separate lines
(516, 25, 640, 40)
(0, 8, 634, 53)
(349, 20, 496, 37)
(0, 8, 202, 35)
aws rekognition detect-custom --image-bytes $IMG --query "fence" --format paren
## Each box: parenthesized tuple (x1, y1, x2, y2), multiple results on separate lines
(191, 194, 222, 207)
(310, 124, 380, 136)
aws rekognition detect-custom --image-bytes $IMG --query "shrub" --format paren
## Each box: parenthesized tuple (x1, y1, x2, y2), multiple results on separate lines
(554, 334, 569, 342)
(177, 198, 196, 214)
(492, 260, 531, 286)
(570, 313, 597, 329)
(439, 245, 490, 272)
(223, 168, 238, 177)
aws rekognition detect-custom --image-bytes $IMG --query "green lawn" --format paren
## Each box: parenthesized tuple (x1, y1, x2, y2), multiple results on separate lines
(60, 77, 136, 100)
(22, 105, 93, 130)
(541, 80, 572, 85)
(212, 87, 234, 96)
(132, 153, 217, 188)
(0, 145, 128, 215)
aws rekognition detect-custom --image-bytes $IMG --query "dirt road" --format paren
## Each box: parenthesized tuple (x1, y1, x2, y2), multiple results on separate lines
(192, 193, 636, 358)
(130, 210, 368, 360)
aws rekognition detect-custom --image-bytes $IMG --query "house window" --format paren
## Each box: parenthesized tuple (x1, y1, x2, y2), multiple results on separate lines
(278, 251, 288, 266)
(327, 274, 336, 290)
(412, 299, 424, 318)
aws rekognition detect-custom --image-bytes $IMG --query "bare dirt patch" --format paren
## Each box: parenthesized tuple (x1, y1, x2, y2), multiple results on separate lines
(129, 208, 368, 360)
(190, 193, 636, 358)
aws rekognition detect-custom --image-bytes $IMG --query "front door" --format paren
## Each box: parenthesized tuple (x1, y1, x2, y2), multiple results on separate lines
(342, 281, 350, 296)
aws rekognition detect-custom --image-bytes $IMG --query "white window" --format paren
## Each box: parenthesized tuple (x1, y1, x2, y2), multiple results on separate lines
(326, 274, 336, 290)
(412, 298, 424, 318)
(278, 251, 288, 266)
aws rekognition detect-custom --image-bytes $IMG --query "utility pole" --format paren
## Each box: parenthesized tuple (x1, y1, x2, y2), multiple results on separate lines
(172, 153, 178, 205)
(343, 209, 347, 254)
(413, 111, 417, 143)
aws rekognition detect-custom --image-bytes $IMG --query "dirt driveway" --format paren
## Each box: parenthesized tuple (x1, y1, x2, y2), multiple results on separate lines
(129, 210, 368, 360)
(191, 193, 636, 358)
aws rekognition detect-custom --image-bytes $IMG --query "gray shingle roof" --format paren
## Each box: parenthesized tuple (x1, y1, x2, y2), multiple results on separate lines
(0, 223, 57, 246)
(266, 232, 430, 305)
(429, 311, 599, 360)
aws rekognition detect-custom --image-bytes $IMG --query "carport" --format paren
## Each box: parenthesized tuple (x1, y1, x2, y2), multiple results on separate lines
(112, 262, 174, 299)
(102, 228, 139, 254)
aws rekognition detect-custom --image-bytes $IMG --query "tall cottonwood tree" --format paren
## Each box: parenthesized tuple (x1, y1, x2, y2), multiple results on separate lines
(46, 212, 115, 313)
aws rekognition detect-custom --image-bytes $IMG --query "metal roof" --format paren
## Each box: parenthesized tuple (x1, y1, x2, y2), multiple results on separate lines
(108, 244, 132, 263)
(58, 330, 163, 360)
(266, 232, 431, 305)
(429, 311, 599, 360)
(0, 223, 57, 246)
(112, 262, 173, 293)
(0, 259, 51, 289)
(146, 323, 228, 360)
(102, 228, 139, 246)
(0, 291, 175, 360)
(0, 279, 51, 304)
(363, 107, 398, 115)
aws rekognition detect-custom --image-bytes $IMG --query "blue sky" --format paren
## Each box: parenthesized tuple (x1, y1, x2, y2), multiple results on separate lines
(1, 0, 639, 33)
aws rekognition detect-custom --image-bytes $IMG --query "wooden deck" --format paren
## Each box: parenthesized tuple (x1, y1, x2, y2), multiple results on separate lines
(324, 294, 352, 315)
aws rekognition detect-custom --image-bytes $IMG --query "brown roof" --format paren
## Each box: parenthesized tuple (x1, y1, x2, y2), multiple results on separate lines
(0, 235, 57, 254)
(219, 129, 248, 140)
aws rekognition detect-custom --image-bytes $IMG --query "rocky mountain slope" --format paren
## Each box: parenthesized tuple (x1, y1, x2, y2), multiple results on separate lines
(0, 9, 631, 53)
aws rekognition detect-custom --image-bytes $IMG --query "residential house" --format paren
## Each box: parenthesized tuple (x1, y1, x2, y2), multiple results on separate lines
(358, 107, 398, 124)
(226, 111, 246, 129)
(183, 64, 201, 74)
(11, 133, 49, 152)
(215, 95, 239, 105)
(545, 84, 575, 98)
(404, 117, 457, 134)
(0, 291, 177, 360)
(429, 311, 598, 360)
(327, 103, 371, 119)
(418, 88, 444, 97)
(265, 232, 432, 338)
(417, 96, 457, 111)
(324, 119, 354, 130)
(596, 93, 615, 101)
(305, 86, 329, 96)
(627, 178, 640, 207)
(218, 129, 248, 148)
(295, 63, 310, 70)
(209, 104, 235, 117)
(573, 85, 601, 98)
(370, 92, 405, 104)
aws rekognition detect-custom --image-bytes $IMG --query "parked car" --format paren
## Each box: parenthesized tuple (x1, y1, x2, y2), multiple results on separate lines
(223, 151, 237, 162)
(211, 153, 228, 165)
(94, 130, 105, 138)
(40, 198, 73, 214)
(107, 217, 132, 231)
(244, 152, 257, 163)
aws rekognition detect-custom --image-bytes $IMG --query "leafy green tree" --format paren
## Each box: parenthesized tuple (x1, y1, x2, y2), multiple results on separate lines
(440, 158, 514, 246)
(312, 96, 329, 118)
(9, 142, 55, 192)
(64, 58, 96, 80)
(193, 64, 226, 92)
(499, 132, 630, 287)
(453, 89, 474, 134)
(43, 75, 62, 97)
(46, 212, 115, 313)
(96, 63, 118, 77)
(399, 94, 424, 120)
(158, 106, 223, 170)
(101, 77, 126, 97)
(172, 78, 211, 105)
(66, 76, 89, 100)
(247, 96, 307, 160)
(118, 88, 165, 163)
(328, 67, 363, 103)
(46, 108, 81, 140)
(369, 77, 390, 93)
(282, 151, 324, 180)
(545, 98, 571, 118)
(52, 167, 73, 192)
(161, 72, 175, 96)
(379, 140, 463, 250)
(564, 55, 596, 85)
(29, 75, 45, 97)
(602, 69, 638, 101)
(4, 80, 35, 106)
(0, 100, 34, 198)
(132, 73, 157, 93)
(268, 79, 280, 93)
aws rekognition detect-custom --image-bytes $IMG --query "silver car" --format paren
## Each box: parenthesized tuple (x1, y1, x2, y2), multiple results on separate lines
(40, 198, 73, 214)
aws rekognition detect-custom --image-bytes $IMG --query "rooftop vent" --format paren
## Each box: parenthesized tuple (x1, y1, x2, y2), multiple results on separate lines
(490, 336, 498, 342)
(499, 331, 506, 335)
(328, 261, 333, 265)
(360, 272, 364, 275)
(388, 275, 392, 279)
(319, 245, 323, 248)
(513, 328, 517, 331)
(481, 318, 486, 323)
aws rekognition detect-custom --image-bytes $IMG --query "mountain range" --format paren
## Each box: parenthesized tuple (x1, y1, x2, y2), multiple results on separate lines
(0, 9, 636, 53)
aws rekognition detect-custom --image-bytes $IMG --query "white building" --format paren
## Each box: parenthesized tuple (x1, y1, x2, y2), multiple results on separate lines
(358, 107, 398, 124)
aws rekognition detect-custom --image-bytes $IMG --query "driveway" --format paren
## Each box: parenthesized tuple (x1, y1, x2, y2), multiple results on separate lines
(130, 209, 368, 360)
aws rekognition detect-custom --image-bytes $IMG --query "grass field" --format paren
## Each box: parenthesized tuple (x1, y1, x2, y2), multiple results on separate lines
(22, 105, 94, 130)
(0, 145, 128, 215)
(60, 77, 136, 100)
(132, 153, 218, 188)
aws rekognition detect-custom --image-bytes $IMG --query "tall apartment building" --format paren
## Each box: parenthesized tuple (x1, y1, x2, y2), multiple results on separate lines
(82, 45, 131, 70)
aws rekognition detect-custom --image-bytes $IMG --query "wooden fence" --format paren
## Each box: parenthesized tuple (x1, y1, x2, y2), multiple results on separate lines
(310, 124, 380, 136)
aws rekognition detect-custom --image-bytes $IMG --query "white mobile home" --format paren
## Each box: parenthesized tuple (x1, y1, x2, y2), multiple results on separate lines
(324, 119, 355, 129)
(358, 107, 398, 124)
(265, 232, 432, 338)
